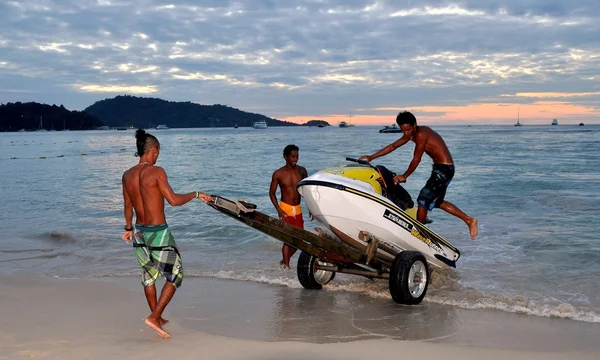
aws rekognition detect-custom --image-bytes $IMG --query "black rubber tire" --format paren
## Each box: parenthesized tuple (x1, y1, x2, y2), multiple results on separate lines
(296, 252, 336, 290)
(389, 251, 430, 305)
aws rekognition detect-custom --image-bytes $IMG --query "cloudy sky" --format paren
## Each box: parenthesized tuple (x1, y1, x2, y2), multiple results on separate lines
(1, 0, 599, 125)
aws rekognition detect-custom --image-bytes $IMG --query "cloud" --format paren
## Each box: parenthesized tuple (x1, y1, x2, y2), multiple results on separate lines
(0, 0, 598, 124)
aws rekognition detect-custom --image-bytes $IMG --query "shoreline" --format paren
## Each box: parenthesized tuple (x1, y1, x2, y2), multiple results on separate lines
(1, 275, 599, 359)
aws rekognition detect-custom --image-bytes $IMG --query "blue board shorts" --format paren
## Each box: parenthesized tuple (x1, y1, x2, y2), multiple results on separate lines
(417, 164, 455, 211)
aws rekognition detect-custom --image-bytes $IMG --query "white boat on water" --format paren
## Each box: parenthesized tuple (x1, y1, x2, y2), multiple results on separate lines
(253, 121, 268, 129)
(155, 124, 169, 130)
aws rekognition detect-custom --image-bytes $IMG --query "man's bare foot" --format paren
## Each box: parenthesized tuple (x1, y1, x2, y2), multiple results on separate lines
(160, 318, 169, 326)
(279, 259, 290, 269)
(145, 317, 171, 339)
(468, 218, 478, 240)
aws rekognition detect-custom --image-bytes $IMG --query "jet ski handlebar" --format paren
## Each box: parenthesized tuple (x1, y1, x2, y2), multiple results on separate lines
(345, 157, 373, 167)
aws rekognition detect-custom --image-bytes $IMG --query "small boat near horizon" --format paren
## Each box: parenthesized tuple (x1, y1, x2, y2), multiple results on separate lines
(155, 124, 169, 130)
(514, 107, 523, 127)
(253, 120, 268, 129)
(379, 124, 402, 133)
(552, 118, 558, 126)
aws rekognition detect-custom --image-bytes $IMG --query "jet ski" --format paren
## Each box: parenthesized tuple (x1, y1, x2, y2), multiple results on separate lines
(296, 158, 460, 270)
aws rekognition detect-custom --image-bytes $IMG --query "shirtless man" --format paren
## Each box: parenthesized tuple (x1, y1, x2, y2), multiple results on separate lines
(269, 144, 308, 268)
(360, 111, 478, 240)
(121, 129, 212, 339)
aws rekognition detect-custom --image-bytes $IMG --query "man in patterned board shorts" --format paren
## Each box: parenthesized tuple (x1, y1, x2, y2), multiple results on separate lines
(121, 129, 212, 339)
(360, 111, 478, 240)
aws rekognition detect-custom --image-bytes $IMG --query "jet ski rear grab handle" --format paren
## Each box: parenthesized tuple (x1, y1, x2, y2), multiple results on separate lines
(207, 195, 401, 279)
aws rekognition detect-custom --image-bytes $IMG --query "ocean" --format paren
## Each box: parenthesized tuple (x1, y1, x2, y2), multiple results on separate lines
(1, 124, 599, 324)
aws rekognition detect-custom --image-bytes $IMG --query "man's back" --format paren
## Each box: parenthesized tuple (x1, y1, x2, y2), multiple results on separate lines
(139, 165, 167, 225)
(122, 165, 146, 224)
(415, 126, 454, 165)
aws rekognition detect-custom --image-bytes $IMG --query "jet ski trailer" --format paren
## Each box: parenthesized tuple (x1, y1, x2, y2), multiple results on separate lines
(208, 195, 456, 305)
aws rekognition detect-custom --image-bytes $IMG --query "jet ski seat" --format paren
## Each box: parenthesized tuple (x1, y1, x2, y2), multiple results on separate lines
(375, 165, 414, 210)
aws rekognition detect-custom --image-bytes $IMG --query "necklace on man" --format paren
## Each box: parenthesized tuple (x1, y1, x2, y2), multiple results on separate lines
(138, 161, 151, 166)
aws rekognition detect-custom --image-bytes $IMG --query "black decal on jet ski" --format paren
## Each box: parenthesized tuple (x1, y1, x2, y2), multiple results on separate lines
(383, 209, 413, 232)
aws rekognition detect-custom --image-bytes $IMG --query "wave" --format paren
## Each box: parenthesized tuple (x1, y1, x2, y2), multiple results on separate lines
(195, 268, 600, 324)
(80, 263, 600, 324)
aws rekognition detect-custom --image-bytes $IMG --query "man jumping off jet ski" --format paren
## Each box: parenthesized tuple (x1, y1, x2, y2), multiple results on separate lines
(360, 111, 478, 240)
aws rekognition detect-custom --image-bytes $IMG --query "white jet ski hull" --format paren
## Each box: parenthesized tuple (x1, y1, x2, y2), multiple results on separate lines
(297, 172, 460, 269)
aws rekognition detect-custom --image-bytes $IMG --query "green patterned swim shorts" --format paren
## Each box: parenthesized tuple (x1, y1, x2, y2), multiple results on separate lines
(133, 224, 183, 288)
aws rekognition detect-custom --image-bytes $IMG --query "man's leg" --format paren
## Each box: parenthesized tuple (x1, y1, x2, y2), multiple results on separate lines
(439, 201, 478, 240)
(143, 284, 169, 326)
(145, 282, 176, 339)
(280, 213, 303, 268)
(416, 205, 428, 224)
(281, 245, 297, 268)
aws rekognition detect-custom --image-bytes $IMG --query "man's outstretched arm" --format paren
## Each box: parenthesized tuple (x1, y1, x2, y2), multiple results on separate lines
(156, 168, 210, 205)
(396, 137, 426, 182)
(360, 134, 410, 161)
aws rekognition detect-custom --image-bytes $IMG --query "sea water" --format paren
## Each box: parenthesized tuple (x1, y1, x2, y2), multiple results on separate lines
(0, 125, 598, 323)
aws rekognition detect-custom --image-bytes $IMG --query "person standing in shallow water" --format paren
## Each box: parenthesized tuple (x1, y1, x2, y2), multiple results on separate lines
(269, 144, 308, 268)
(360, 111, 478, 240)
(121, 129, 212, 339)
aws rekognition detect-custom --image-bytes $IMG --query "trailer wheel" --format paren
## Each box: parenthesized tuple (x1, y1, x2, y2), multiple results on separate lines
(297, 252, 336, 290)
(389, 251, 429, 305)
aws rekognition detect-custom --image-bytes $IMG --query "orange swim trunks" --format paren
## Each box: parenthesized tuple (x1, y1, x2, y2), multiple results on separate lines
(280, 202, 304, 229)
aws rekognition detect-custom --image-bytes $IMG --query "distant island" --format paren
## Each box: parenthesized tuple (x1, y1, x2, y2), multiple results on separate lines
(0, 95, 329, 131)
(0, 102, 102, 131)
(84, 95, 299, 128)
(304, 120, 330, 127)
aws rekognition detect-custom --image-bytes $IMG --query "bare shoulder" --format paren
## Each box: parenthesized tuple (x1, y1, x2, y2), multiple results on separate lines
(122, 166, 135, 181)
(417, 126, 434, 139)
(272, 166, 286, 177)
(298, 165, 308, 177)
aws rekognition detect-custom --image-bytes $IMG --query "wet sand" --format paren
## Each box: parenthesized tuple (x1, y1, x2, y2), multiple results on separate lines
(1, 276, 599, 359)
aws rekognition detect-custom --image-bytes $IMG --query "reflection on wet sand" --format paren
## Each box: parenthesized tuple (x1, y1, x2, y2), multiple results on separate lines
(171, 277, 462, 343)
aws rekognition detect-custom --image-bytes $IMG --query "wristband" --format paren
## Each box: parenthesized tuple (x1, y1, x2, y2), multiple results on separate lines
(124, 226, 133, 231)
(195, 191, 199, 199)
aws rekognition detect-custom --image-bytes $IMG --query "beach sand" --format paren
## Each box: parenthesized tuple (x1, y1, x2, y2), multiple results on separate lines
(1, 276, 599, 360)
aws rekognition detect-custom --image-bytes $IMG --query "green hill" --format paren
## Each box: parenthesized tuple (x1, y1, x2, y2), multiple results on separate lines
(0, 102, 103, 131)
(84, 95, 298, 128)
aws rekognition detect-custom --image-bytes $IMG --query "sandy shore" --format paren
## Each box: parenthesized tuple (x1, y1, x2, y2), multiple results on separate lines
(1, 276, 599, 360)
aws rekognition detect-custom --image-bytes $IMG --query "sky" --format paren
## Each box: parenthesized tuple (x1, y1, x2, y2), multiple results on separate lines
(0, 0, 599, 125)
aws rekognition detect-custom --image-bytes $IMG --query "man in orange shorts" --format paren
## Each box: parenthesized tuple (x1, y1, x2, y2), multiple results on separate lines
(269, 144, 308, 268)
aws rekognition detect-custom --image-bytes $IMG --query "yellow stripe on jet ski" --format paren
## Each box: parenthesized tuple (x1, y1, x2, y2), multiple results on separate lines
(344, 187, 458, 252)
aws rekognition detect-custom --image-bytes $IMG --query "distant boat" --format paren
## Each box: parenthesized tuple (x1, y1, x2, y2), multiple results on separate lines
(379, 124, 402, 133)
(514, 106, 523, 127)
(579, 123, 584, 126)
(234, 124, 238, 129)
(253, 121, 267, 129)
(37, 115, 47, 132)
(552, 118, 558, 125)
(339, 113, 356, 128)
(317, 123, 325, 128)
(155, 124, 169, 130)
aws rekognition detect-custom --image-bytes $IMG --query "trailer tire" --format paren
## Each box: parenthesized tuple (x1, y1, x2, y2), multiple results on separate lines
(389, 251, 429, 305)
(297, 252, 336, 290)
